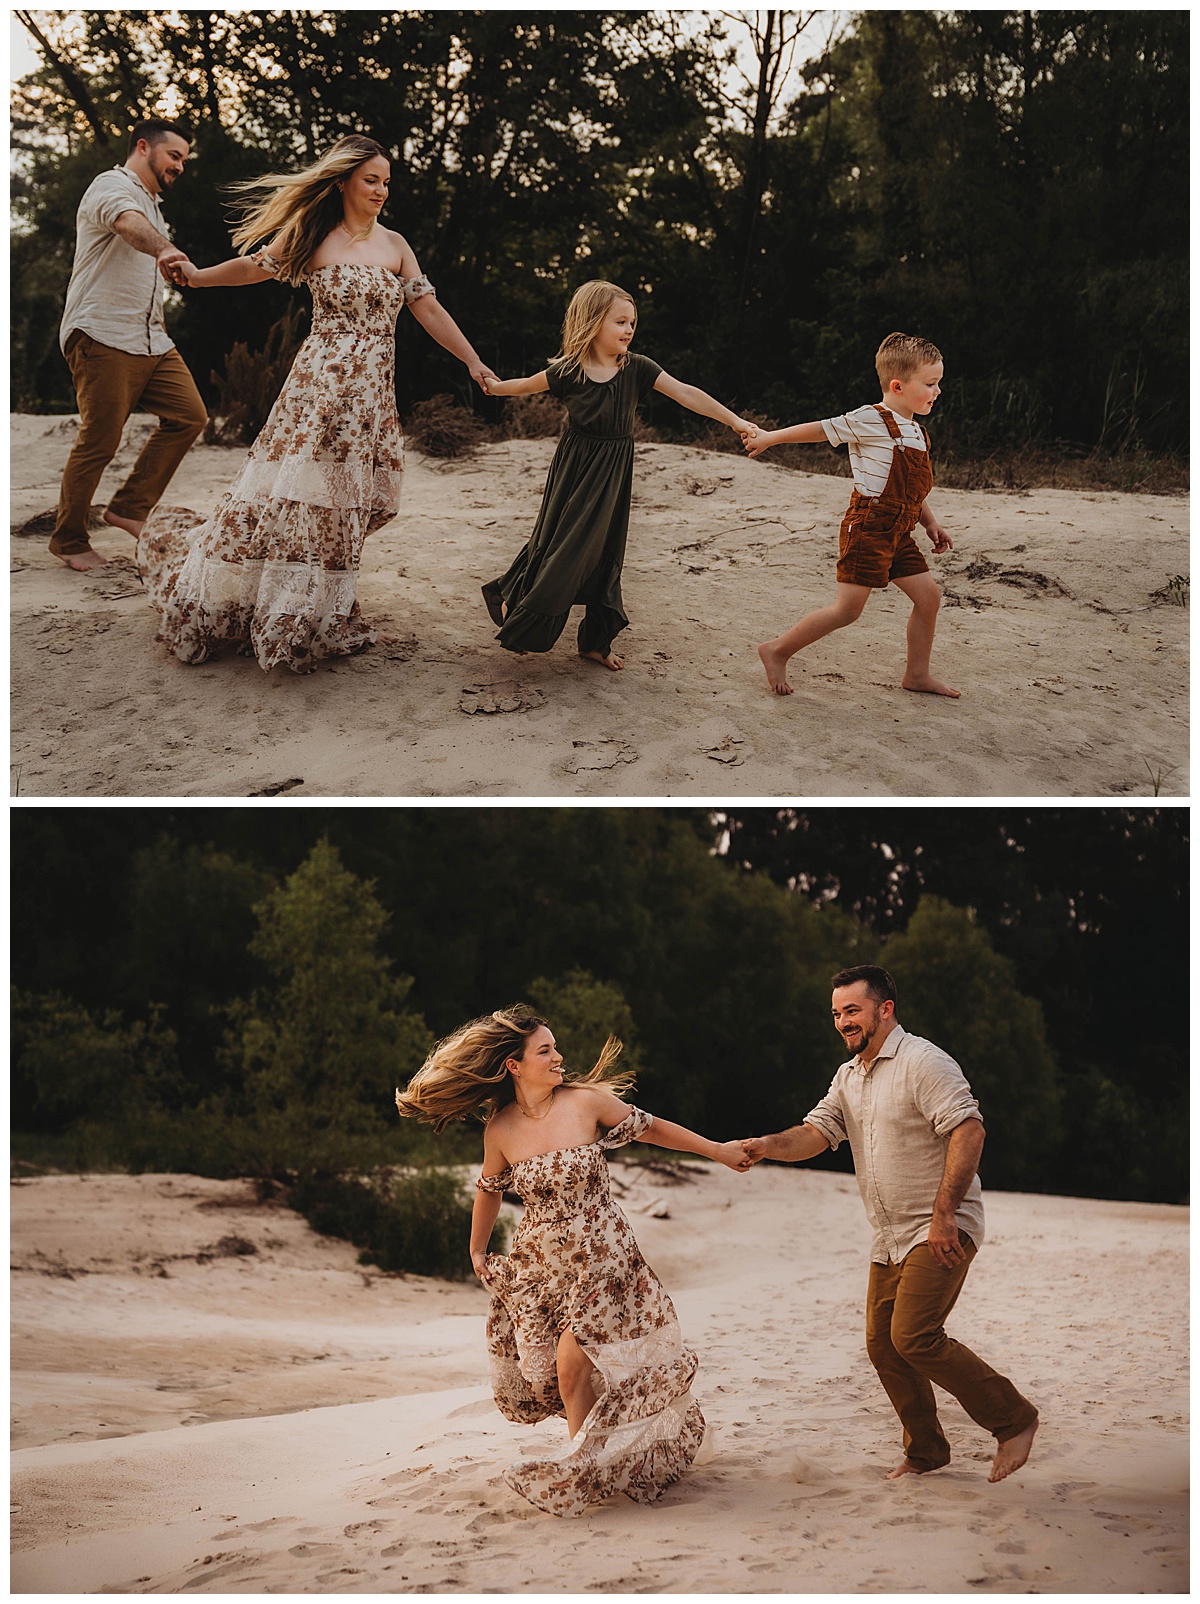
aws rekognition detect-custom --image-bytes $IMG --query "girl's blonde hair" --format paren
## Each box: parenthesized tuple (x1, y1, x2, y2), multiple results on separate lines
(395, 1006, 636, 1133)
(226, 134, 389, 285)
(557, 280, 637, 377)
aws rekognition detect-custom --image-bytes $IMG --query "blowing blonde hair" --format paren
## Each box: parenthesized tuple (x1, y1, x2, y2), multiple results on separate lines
(557, 280, 637, 377)
(394, 1006, 636, 1133)
(226, 134, 389, 285)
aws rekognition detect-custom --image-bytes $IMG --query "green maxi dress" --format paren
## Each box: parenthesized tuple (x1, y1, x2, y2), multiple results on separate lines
(483, 351, 663, 656)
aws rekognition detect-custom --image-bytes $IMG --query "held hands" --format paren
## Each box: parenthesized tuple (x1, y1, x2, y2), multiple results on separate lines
(743, 428, 777, 460)
(711, 1139, 756, 1172)
(711, 1139, 765, 1172)
(468, 360, 501, 394)
(733, 418, 759, 445)
(156, 247, 194, 288)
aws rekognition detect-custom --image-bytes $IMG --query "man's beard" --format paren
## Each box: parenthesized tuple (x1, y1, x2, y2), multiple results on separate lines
(841, 1013, 879, 1055)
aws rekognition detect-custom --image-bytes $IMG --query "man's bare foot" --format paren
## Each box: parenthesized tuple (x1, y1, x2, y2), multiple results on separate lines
(102, 508, 145, 538)
(989, 1419, 1037, 1483)
(581, 649, 623, 671)
(758, 641, 794, 695)
(57, 548, 107, 572)
(902, 672, 960, 698)
(884, 1459, 935, 1480)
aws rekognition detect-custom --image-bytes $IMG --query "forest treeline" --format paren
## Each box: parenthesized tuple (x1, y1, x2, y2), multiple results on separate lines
(11, 10, 1188, 469)
(10, 808, 1187, 1206)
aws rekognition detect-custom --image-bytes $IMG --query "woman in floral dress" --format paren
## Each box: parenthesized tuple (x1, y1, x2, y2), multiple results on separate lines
(138, 135, 495, 672)
(395, 1007, 748, 1517)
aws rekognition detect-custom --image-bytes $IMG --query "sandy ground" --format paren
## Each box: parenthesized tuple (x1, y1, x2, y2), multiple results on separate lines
(9, 413, 1189, 798)
(10, 1164, 1188, 1595)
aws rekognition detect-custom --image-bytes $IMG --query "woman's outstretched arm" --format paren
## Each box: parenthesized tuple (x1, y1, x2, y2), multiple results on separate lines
(643, 1114, 750, 1172)
(407, 293, 497, 391)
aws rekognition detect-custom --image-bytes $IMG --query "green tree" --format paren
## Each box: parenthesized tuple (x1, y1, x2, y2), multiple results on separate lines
(883, 897, 1063, 1190)
(219, 838, 433, 1178)
(119, 835, 277, 1093)
(11, 987, 182, 1133)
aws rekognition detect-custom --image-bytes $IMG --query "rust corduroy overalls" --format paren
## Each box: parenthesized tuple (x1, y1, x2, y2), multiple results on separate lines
(837, 404, 933, 588)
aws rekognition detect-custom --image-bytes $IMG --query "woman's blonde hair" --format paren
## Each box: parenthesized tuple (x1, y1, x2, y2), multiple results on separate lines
(557, 280, 637, 377)
(226, 134, 389, 285)
(395, 1005, 635, 1133)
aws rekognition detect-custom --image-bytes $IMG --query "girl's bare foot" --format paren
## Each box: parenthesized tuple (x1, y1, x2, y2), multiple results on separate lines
(757, 641, 793, 695)
(884, 1459, 932, 1480)
(902, 672, 960, 698)
(581, 649, 623, 671)
(57, 548, 107, 571)
(102, 508, 145, 538)
(988, 1418, 1037, 1483)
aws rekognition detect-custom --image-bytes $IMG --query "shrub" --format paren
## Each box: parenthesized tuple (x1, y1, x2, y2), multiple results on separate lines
(404, 393, 486, 458)
(495, 391, 567, 440)
(206, 304, 307, 445)
(290, 1165, 505, 1278)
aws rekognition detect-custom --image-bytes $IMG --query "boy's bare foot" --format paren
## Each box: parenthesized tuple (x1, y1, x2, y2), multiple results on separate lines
(902, 672, 960, 698)
(884, 1459, 938, 1479)
(757, 641, 794, 695)
(582, 649, 623, 671)
(102, 508, 145, 538)
(988, 1419, 1037, 1483)
(57, 548, 107, 571)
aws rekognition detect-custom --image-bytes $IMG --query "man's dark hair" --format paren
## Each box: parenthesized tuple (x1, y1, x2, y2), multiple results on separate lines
(831, 964, 897, 1006)
(128, 118, 191, 157)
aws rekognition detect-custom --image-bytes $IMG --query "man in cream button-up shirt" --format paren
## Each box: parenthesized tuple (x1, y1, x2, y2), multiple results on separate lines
(744, 964, 1038, 1485)
(50, 117, 207, 571)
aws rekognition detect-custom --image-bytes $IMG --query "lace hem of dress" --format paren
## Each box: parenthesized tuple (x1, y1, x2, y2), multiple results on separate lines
(502, 1342, 704, 1517)
(235, 454, 404, 515)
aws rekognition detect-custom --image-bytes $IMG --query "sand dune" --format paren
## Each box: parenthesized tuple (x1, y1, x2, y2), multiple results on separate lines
(10, 1165, 1188, 1593)
(9, 414, 1189, 797)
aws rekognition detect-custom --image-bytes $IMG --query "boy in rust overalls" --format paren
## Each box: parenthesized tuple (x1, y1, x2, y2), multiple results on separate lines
(745, 332, 959, 698)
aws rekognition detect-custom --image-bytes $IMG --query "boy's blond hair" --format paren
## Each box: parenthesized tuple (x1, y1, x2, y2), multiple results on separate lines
(875, 331, 942, 386)
(557, 280, 636, 376)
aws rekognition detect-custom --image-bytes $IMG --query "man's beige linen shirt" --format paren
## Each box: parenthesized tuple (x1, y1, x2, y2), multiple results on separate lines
(59, 167, 174, 356)
(804, 1024, 985, 1264)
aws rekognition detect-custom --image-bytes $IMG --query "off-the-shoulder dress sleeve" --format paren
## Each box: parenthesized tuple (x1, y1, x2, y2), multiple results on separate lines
(247, 247, 281, 276)
(400, 273, 436, 305)
(597, 1106, 653, 1149)
(476, 1166, 514, 1193)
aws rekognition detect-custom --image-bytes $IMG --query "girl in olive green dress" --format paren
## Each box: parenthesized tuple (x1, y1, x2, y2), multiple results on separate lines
(482, 281, 756, 669)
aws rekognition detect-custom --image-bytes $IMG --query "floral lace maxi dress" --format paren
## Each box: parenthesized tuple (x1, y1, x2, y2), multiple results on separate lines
(476, 1106, 705, 1517)
(137, 261, 433, 673)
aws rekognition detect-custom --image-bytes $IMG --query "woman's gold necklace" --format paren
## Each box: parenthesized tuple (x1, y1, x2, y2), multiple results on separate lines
(339, 217, 375, 244)
(515, 1090, 556, 1120)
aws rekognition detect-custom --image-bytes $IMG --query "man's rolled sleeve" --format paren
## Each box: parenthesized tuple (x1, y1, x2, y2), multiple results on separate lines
(803, 1088, 848, 1152)
(911, 1048, 982, 1137)
(88, 176, 138, 233)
